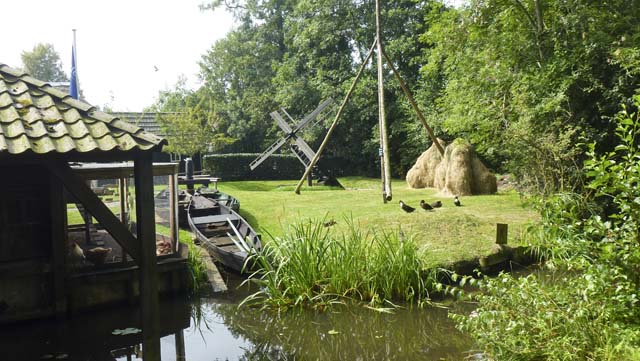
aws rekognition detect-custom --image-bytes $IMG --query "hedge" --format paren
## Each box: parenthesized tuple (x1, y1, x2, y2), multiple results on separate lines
(203, 153, 306, 180)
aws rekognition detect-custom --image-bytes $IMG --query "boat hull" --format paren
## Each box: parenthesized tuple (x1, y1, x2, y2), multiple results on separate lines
(187, 194, 261, 273)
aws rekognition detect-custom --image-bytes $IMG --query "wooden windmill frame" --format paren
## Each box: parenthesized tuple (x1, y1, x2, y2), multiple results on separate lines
(250, 98, 334, 184)
(293, 0, 444, 202)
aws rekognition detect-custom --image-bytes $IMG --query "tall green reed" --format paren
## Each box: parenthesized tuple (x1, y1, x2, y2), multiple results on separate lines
(241, 217, 439, 310)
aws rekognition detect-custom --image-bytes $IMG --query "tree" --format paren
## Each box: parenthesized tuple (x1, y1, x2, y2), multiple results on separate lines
(149, 78, 233, 157)
(21, 43, 69, 82)
(417, 0, 640, 193)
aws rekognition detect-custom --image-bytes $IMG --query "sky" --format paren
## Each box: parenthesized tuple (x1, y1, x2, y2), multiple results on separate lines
(1, 0, 235, 111)
(1, 0, 465, 112)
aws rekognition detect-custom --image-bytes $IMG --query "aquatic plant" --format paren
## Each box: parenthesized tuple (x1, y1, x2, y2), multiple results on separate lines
(241, 216, 440, 309)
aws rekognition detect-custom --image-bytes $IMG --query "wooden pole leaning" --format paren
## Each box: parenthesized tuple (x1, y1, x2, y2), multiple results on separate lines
(381, 47, 444, 156)
(294, 39, 377, 194)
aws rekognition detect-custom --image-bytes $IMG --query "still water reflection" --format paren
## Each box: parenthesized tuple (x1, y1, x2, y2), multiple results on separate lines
(0, 282, 479, 360)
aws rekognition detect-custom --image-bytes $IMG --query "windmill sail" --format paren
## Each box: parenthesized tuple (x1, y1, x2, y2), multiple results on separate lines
(249, 137, 288, 170)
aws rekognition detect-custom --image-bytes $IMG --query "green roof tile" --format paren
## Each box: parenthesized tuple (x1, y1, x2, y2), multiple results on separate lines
(0, 63, 166, 156)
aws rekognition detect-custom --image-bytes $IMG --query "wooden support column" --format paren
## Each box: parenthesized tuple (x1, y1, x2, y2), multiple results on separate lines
(169, 174, 178, 253)
(134, 154, 160, 361)
(175, 330, 186, 361)
(50, 174, 67, 317)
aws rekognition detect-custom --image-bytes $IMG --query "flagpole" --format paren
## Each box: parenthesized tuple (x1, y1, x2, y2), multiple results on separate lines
(70, 29, 79, 99)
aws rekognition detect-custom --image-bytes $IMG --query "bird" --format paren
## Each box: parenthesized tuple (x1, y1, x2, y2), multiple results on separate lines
(323, 219, 337, 227)
(419, 200, 433, 210)
(69, 242, 85, 265)
(85, 247, 113, 265)
(454, 196, 462, 207)
(153, 65, 159, 72)
(430, 200, 443, 208)
(399, 200, 415, 213)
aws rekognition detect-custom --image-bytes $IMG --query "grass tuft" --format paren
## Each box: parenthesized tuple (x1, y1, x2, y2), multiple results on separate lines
(241, 217, 441, 310)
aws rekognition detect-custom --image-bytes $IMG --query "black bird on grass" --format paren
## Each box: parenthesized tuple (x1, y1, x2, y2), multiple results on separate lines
(324, 219, 337, 227)
(454, 196, 462, 207)
(419, 200, 433, 211)
(431, 200, 443, 208)
(399, 200, 415, 213)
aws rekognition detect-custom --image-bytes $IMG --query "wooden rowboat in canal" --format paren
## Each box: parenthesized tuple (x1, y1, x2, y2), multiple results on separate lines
(187, 193, 262, 273)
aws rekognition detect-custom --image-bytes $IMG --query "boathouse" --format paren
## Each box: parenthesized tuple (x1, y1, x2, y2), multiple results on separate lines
(0, 64, 190, 355)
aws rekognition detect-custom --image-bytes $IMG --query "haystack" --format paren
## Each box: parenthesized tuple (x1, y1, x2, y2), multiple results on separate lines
(406, 139, 497, 196)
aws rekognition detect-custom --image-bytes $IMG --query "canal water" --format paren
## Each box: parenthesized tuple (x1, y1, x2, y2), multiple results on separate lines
(0, 277, 479, 360)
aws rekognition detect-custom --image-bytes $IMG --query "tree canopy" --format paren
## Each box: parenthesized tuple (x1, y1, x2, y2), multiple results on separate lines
(21, 43, 69, 82)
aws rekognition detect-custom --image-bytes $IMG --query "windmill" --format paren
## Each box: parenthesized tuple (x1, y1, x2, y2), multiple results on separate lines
(249, 98, 336, 184)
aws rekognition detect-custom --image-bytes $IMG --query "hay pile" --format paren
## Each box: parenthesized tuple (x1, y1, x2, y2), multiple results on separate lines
(406, 139, 497, 196)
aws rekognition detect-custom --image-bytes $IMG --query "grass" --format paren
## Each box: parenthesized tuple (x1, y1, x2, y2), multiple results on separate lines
(218, 177, 537, 268)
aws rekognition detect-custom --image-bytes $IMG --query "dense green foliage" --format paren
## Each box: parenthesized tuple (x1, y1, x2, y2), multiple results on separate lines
(204, 153, 305, 180)
(21, 43, 69, 82)
(147, 0, 640, 193)
(421, 0, 640, 193)
(243, 218, 437, 309)
(452, 96, 640, 360)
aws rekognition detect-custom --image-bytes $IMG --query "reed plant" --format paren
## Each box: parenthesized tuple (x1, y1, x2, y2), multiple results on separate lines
(241, 217, 440, 309)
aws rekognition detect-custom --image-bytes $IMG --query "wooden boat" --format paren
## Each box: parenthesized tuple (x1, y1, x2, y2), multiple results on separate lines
(187, 193, 262, 273)
(196, 187, 240, 212)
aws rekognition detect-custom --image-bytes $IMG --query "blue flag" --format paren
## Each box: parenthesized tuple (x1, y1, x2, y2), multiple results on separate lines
(70, 44, 78, 99)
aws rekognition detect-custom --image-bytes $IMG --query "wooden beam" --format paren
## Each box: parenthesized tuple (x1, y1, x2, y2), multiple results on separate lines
(49, 175, 66, 316)
(45, 161, 140, 262)
(294, 39, 377, 194)
(135, 154, 161, 361)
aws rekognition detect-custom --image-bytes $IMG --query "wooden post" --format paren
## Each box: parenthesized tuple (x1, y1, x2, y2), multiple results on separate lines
(375, 0, 392, 202)
(169, 174, 177, 252)
(175, 330, 186, 361)
(294, 39, 377, 195)
(134, 154, 161, 361)
(119, 177, 128, 263)
(50, 174, 67, 317)
(496, 223, 508, 245)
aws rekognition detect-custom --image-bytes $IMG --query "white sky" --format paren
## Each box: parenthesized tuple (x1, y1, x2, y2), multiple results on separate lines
(0, 0, 234, 111)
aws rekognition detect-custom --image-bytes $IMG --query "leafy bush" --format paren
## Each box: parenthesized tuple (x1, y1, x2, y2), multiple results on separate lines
(453, 95, 640, 360)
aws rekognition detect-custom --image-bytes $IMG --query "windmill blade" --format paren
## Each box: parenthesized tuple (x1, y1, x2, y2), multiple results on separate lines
(250, 137, 288, 170)
(290, 145, 311, 167)
(292, 98, 334, 133)
(281, 108, 296, 123)
(270, 111, 293, 134)
(292, 136, 316, 162)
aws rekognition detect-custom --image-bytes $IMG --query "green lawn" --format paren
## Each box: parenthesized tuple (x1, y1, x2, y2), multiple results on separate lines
(217, 177, 538, 267)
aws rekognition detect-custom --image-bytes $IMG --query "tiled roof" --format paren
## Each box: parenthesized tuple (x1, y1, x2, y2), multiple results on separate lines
(0, 64, 167, 156)
(110, 112, 177, 137)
